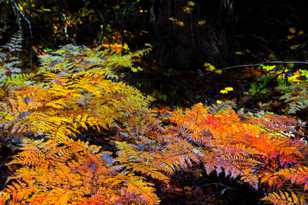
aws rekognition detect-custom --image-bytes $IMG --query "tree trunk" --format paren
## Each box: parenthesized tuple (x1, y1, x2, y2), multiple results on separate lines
(152, 0, 235, 69)
(0, 2, 18, 45)
(0, 1, 35, 71)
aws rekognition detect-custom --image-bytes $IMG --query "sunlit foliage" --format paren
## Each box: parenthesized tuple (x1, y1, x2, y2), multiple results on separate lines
(248, 64, 308, 114)
(115, 103, 307, 205)
(0, 46, 307, 205)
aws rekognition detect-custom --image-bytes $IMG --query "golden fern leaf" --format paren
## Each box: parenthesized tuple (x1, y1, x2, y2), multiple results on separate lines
(116, 141, 170, 183)
(125, 174, 160, 205)
(261, 167, 308, 190)
(157, 139, 200, 174)
(1, 138, 160, 205)
(1, 57, 149, 140)
(278, 167, 308, 190)
(262, 191, 307, 205)
(8, 141, 47, 168)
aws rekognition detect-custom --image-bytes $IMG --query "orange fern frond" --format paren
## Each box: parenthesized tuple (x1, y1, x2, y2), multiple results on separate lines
(277, 167, 308, 190)
(261, 167, 308, 190)
(168, 103, 307, 191)
(262, 191, 307, 205)
(0, 139, 160, 205)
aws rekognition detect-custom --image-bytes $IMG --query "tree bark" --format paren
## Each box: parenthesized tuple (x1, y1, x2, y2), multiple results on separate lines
(152, 0, 235, 69)
(0, 2, 18, 45)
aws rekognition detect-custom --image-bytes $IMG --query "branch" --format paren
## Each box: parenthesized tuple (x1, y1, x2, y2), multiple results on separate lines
(221, 61, 308, 70)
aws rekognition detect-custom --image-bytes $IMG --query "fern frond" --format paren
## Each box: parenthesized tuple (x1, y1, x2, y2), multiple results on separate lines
(168, 103, 306, 191)
(1, 30, 23, 53)
(0, 29, 24, 84)
(278, 167, 308, 190)
(125, 174, 160, 205)
(116, 141, 170, 183)
(279, 82, 308, 114)
(1, 139, 159, 205)
(1, 65, 149, 141)
(2, 72, 34, 87)
(8, 141, 47, 168)
(262, 191, 307, 205)
(261, 167, 308, 190)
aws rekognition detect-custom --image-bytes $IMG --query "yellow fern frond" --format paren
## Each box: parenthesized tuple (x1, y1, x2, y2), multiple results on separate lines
(262, 191, 307, 205)
(125, 174, 160, 205)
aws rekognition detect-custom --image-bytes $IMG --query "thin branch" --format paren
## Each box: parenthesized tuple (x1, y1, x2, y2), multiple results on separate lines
(221, 61, 308, 70)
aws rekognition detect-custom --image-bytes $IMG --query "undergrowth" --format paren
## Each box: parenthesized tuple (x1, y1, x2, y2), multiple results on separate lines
(0, 45, 307, 205)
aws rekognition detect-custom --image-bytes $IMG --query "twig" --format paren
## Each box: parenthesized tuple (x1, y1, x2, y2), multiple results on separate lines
(221, 61, 308, 70)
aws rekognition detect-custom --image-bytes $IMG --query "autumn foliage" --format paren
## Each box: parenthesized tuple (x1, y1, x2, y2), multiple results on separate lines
(0, 46, 307, 205)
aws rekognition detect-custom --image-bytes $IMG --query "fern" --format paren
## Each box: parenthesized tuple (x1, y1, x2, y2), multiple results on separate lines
(0, 55, 150, 141)
(166, 103, 307, 194)
(0, 138, 160, 205)
(38, 44, 149, 79)
(262, 191, 307, 205)
(0, 45, 306, 204)
(115, 103, 307, 204)
(0, 45, 159, 204)
(260, 166, 308, 190)
(1, 30, 23, 53)
(279, 82, 308, 114)
(0, 29, 24, 85)
(115, 139, 199, 183)
(248, 113, 299, 134)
